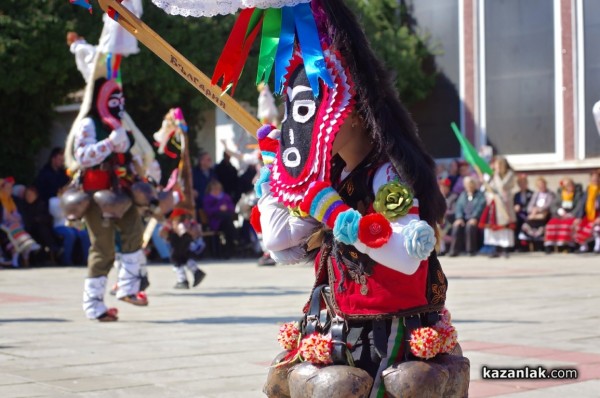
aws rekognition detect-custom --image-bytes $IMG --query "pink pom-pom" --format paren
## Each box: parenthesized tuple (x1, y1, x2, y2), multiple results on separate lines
(277, 321, 300, 350)
(299, 333, 333, 365)
(434, 323, 458, 354)
(409, 327, 441, 359)
(440, 307, 452, 325)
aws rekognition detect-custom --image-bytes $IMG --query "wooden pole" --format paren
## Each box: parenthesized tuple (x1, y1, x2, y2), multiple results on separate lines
(97, 0, 261, 137)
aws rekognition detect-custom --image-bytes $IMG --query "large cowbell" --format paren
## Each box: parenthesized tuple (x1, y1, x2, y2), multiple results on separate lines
(270, 50, 355, 207)
(279, 65, 322, 179)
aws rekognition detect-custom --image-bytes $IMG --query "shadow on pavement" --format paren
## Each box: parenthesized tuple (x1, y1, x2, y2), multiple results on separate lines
(145, 315, 299, 325)
(0, 318, 71, 323)
(453, 319, 540, 324)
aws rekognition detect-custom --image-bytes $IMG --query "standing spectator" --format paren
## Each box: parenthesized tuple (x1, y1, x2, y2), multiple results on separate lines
(34, 147, 70, 205)
(203, 179, 238, 257)
(16, 186, 60, 263)
(513, 173, 533, 250)
(519, 177, 555, 249)
(49, 188, 90, 265)
(479, 156, 516, 258)
(544, 178, 583, 253)
(215, 151, 241, 204)
(192, 149, 215, 214)
(448, 176, 486, 256)
(574, 170, 600, 253)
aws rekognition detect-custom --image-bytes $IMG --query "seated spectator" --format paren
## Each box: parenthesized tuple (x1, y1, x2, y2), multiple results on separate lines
(34, 147, 70, 204)
(49, 188, 90, 265)
(438, 178, 458, 255)
(544, 178, 583, 253)
(519, 177, 555, 249)
(513, 173, 533, 250)
(451, 161, 471, 196)
(192, 149, 215, 215)
(215, 151, 241, 205)
(0, 177, 41, 267)
(203, 179, 238, 257)
(448, 176, 486, 256)
(17, 186, 60, 263)
(574, 170, 600, 253)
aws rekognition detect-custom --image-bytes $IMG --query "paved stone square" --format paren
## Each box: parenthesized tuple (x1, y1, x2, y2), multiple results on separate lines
(1, 252, 599, 397)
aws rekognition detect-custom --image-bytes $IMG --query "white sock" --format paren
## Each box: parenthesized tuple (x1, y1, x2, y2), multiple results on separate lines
(173, 266, 187, 283)
(594, 237, 600, 252)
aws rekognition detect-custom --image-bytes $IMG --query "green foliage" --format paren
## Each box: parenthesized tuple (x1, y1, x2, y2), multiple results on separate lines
(0, 0, 434, 183)
(346, 0, 436, 105)
(0, 0, 90, 182)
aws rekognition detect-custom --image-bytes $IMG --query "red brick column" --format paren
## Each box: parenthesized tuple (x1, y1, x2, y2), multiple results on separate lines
(561, 0, 575, 160)
(463, 0, 477, 144)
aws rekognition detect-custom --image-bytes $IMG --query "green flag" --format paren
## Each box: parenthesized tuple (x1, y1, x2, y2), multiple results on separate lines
(450, 122, 493, 175)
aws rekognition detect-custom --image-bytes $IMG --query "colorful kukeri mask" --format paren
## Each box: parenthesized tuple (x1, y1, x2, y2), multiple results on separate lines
(96, 79, 124, 129)
(270, 49, 355, 207)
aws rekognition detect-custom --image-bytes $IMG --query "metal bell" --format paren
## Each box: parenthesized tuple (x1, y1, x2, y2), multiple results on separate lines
(60, 188, 91, 221)
(93, 189, 132, 219)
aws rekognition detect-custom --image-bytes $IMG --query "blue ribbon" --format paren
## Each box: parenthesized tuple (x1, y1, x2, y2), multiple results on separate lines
(274, 6, 296, 95)
(293, 3, 334, 97)
(106, 53, 112, 80)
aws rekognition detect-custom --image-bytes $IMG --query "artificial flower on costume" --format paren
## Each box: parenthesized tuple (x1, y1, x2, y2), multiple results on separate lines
(373, 181, 414, 221)
(333, 209, 361, 245)
(409, 327, 441, 359)
(277, 321, 301, 350)
(357, 213, 392, 248)
(401, 219, 436, 260)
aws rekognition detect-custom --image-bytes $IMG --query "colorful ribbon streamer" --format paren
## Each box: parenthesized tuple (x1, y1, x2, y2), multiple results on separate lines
(273, 6, 296, 95)
(293, 3, 333, 96)
(256, 8, 282, 85)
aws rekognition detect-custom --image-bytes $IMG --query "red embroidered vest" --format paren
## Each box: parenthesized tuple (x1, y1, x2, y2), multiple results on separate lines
(306, 154, 447, 320)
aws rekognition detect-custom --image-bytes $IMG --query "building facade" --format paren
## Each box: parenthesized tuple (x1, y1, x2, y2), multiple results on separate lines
(407, 0, 600, 173)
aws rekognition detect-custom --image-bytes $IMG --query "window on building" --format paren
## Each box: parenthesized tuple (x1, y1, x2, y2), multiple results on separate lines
(583, 0, 600, 157)
(484, 0, 555, 155)
(408, 0, 461, 159)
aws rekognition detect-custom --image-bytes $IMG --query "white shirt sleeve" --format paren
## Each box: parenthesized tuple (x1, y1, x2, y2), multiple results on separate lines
(73, 118, 114, 168)
(351, 162, 431, 276)
(257, 182, 320, 263)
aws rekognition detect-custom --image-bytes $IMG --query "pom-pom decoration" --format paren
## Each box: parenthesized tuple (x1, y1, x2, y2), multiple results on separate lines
(277, 321, 301, 350)
(409, 327, 441, 359)
(434, 323, 458, 354)
(249, 205, 262, 234)
(298, 333, 333, 365)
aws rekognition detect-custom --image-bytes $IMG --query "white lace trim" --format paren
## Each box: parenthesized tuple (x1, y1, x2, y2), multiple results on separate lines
(151, 0, 311, 17)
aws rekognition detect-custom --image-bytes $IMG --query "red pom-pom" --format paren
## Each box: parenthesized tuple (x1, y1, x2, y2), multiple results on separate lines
(358, 213, 392, 248)
(260, 137, 279, 154)
(250, 205, 262, 233)
(434, 324, 458, 354)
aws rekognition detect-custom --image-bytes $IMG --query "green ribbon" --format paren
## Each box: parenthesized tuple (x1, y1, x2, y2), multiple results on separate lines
(256, 8, 282, 85)
(246, 8, 265, 39)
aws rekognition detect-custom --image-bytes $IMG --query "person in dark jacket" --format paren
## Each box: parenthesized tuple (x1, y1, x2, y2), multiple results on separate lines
(448, 176, 486, 256)
(34, 147, 70, 204)
(513, 173, 533, 250)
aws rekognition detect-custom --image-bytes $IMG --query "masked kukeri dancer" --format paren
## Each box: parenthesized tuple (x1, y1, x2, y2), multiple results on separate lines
(153, 0, 470, 395)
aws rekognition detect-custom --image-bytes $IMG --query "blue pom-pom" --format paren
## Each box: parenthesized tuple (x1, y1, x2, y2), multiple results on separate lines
(254, 167, 271, 198)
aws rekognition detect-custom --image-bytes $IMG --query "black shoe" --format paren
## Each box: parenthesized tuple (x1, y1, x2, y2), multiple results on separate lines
(489, 251, 500, 258)
(174, 281, 190, 289)
(139, 274, 150, 292)
(192, 269, 206, 287)
(448, 252, 459, 257)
